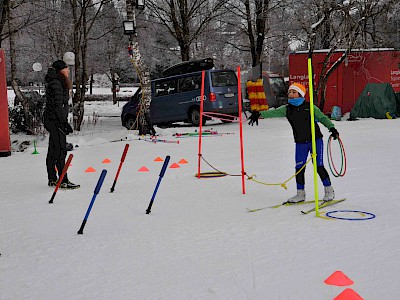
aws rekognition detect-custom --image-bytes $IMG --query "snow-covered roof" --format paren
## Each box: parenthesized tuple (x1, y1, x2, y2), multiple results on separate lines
(293, 48, 396, 54)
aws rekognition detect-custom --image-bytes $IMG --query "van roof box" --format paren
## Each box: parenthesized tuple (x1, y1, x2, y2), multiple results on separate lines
(162, 58, 214, 77)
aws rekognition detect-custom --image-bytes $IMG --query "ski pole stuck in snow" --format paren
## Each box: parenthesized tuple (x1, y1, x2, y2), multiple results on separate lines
(77, 169, 107, 235)
(48, 154, 73, 204)
(110, 143, 129, 193)
(146, 155, 170, 214)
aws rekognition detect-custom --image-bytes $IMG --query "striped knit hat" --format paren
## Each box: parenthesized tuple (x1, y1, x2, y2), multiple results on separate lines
(288, 82, 306, 97)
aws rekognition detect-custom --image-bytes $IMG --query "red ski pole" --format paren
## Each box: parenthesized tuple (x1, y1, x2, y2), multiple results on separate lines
(110, 143, 129, 193)
(49, 154, 73, 204)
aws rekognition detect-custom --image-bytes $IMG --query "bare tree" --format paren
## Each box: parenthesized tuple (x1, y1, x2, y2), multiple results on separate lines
(225, 0, 285, 72)
(68, 0, 113, 131)
(125, 0, 154, 135)
(293, 0, 397, 110)
(4, 0, 34, 133)
(0, 0, 10, 45)
(146, 0, 229, 61)
(2, 0, 399, 121)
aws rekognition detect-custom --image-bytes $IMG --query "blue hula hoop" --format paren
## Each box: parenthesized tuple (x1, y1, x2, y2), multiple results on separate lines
(326, 210, 376, 221)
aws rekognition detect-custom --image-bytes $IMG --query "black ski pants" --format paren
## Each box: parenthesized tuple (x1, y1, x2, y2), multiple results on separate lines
(44, 119, 68, 182)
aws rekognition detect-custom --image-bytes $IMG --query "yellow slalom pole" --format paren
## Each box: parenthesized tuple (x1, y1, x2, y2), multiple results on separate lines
(307, 57, 320, 217)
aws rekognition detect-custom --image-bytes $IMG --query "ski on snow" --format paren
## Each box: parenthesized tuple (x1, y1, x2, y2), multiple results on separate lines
(246, 200, 318, 212)
(246, 198, 346, 213)
(300, 198, 346, 214)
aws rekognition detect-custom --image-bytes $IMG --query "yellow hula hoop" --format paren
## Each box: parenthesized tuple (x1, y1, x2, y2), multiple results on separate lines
(195, 172, 228, 178)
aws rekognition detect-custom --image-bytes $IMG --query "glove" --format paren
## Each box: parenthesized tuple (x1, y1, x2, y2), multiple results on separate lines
(61, 122, 73, 135)
(329, 127, 339, 140)
(248, 111, 261, 126)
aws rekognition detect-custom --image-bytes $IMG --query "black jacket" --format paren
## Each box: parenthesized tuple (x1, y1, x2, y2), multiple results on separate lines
(44, 68, 69, 124)
(286, 102, 323, 143)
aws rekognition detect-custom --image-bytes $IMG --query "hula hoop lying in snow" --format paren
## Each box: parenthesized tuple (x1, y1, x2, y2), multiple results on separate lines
(325, 210, 376, 221)
(195, 172, 227, 178)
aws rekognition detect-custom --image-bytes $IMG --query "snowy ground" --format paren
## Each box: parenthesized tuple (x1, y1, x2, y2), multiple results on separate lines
(1, 92, 400, 299)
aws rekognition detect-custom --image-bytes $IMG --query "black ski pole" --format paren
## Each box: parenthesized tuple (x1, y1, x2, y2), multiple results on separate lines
(110, 143, 129, 193)
(49, 154, 73, 204)
(77, 169, 107, 235)
(146, 155, 170, 214)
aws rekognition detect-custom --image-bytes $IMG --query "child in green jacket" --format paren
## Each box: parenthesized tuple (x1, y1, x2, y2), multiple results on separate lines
(248, 82, 339, 203)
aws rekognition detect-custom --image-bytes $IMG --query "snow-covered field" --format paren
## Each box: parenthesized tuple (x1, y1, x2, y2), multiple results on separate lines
(1, 90, 400, 299)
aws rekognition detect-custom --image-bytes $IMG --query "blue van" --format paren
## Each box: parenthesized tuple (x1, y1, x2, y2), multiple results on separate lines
(121, 69, 240, 128)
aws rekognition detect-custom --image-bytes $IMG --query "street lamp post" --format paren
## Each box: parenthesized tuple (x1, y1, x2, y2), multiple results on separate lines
(136, 0, 145, 10)
(32, 62, 42, 93)
(63, 52, 75, 96)
(123, 20, 136, 35)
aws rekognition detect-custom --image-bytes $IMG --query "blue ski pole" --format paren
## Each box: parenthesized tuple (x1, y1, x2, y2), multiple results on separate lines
(146, 155, 170, 214)
(77, 169, 107, 234)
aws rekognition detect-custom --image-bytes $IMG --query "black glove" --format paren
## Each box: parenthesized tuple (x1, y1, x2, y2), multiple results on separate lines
(61, 122, 73, 135)
(329, 127, 339, 140)
(248, 111, 261, 126)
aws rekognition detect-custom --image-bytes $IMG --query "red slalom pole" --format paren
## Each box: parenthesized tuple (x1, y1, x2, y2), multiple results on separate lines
(49, 154, 73, 204)
(237, 66, 246, 194)
(197, 70, 205, 179)
(110, 143, 129, 193)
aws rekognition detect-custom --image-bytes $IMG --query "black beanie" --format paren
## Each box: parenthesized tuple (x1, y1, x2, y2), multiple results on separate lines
(52, 60, 68, 71)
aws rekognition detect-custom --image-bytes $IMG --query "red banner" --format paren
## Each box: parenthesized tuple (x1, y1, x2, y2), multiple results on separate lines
(0, 49, 11, 156)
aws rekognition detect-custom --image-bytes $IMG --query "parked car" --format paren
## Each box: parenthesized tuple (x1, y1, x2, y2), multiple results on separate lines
(122, 68, 243, 128)
(261, 71, 288, 108)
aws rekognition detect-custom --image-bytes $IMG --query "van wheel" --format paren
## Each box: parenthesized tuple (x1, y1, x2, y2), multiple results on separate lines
(125, 116, 136, 129)
(189, 108, 206, 126)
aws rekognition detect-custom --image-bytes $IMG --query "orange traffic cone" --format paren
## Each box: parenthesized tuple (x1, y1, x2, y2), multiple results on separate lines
(334, 288, 364, 300)
(324, 271, 354, 286)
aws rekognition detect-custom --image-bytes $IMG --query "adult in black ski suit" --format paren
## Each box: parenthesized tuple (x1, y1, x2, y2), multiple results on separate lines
(44, 60, 78, 188)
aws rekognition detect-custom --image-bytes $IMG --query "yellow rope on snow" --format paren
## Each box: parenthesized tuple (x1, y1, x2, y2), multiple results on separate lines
(246, 157, 313, 190)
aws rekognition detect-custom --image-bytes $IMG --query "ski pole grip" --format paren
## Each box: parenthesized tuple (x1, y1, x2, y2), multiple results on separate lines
(159, 156, 170, 177)
(94, 170, 107, 194)
(121, 144, 129, 162)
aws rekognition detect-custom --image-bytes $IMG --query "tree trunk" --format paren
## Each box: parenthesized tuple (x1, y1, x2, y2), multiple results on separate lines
(317, 50, 348, 111)
(126, 0, 154, 135)
(0, 0, 10, 47)
(71, 0, 84, 131)
(7, 0, 32, 133)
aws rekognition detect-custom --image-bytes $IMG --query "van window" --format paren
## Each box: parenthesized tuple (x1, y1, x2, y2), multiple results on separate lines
(211, 71, 237, 87)
(269, 77, 286, 95)
(178, 75, 201, 92)
(155, 79, 178, 97)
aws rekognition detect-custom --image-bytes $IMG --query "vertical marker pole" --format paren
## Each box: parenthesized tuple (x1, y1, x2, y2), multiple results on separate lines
(49, 154, 73, 204)
(197, 71, 205, 179)
(110, 143, 129, 193)
(237, 66, 246, 194)
(77, 169, 107, 234)
(307, 55, 320, 217)
(32, 140, 39, 154)
(146, 156, 170, 214)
